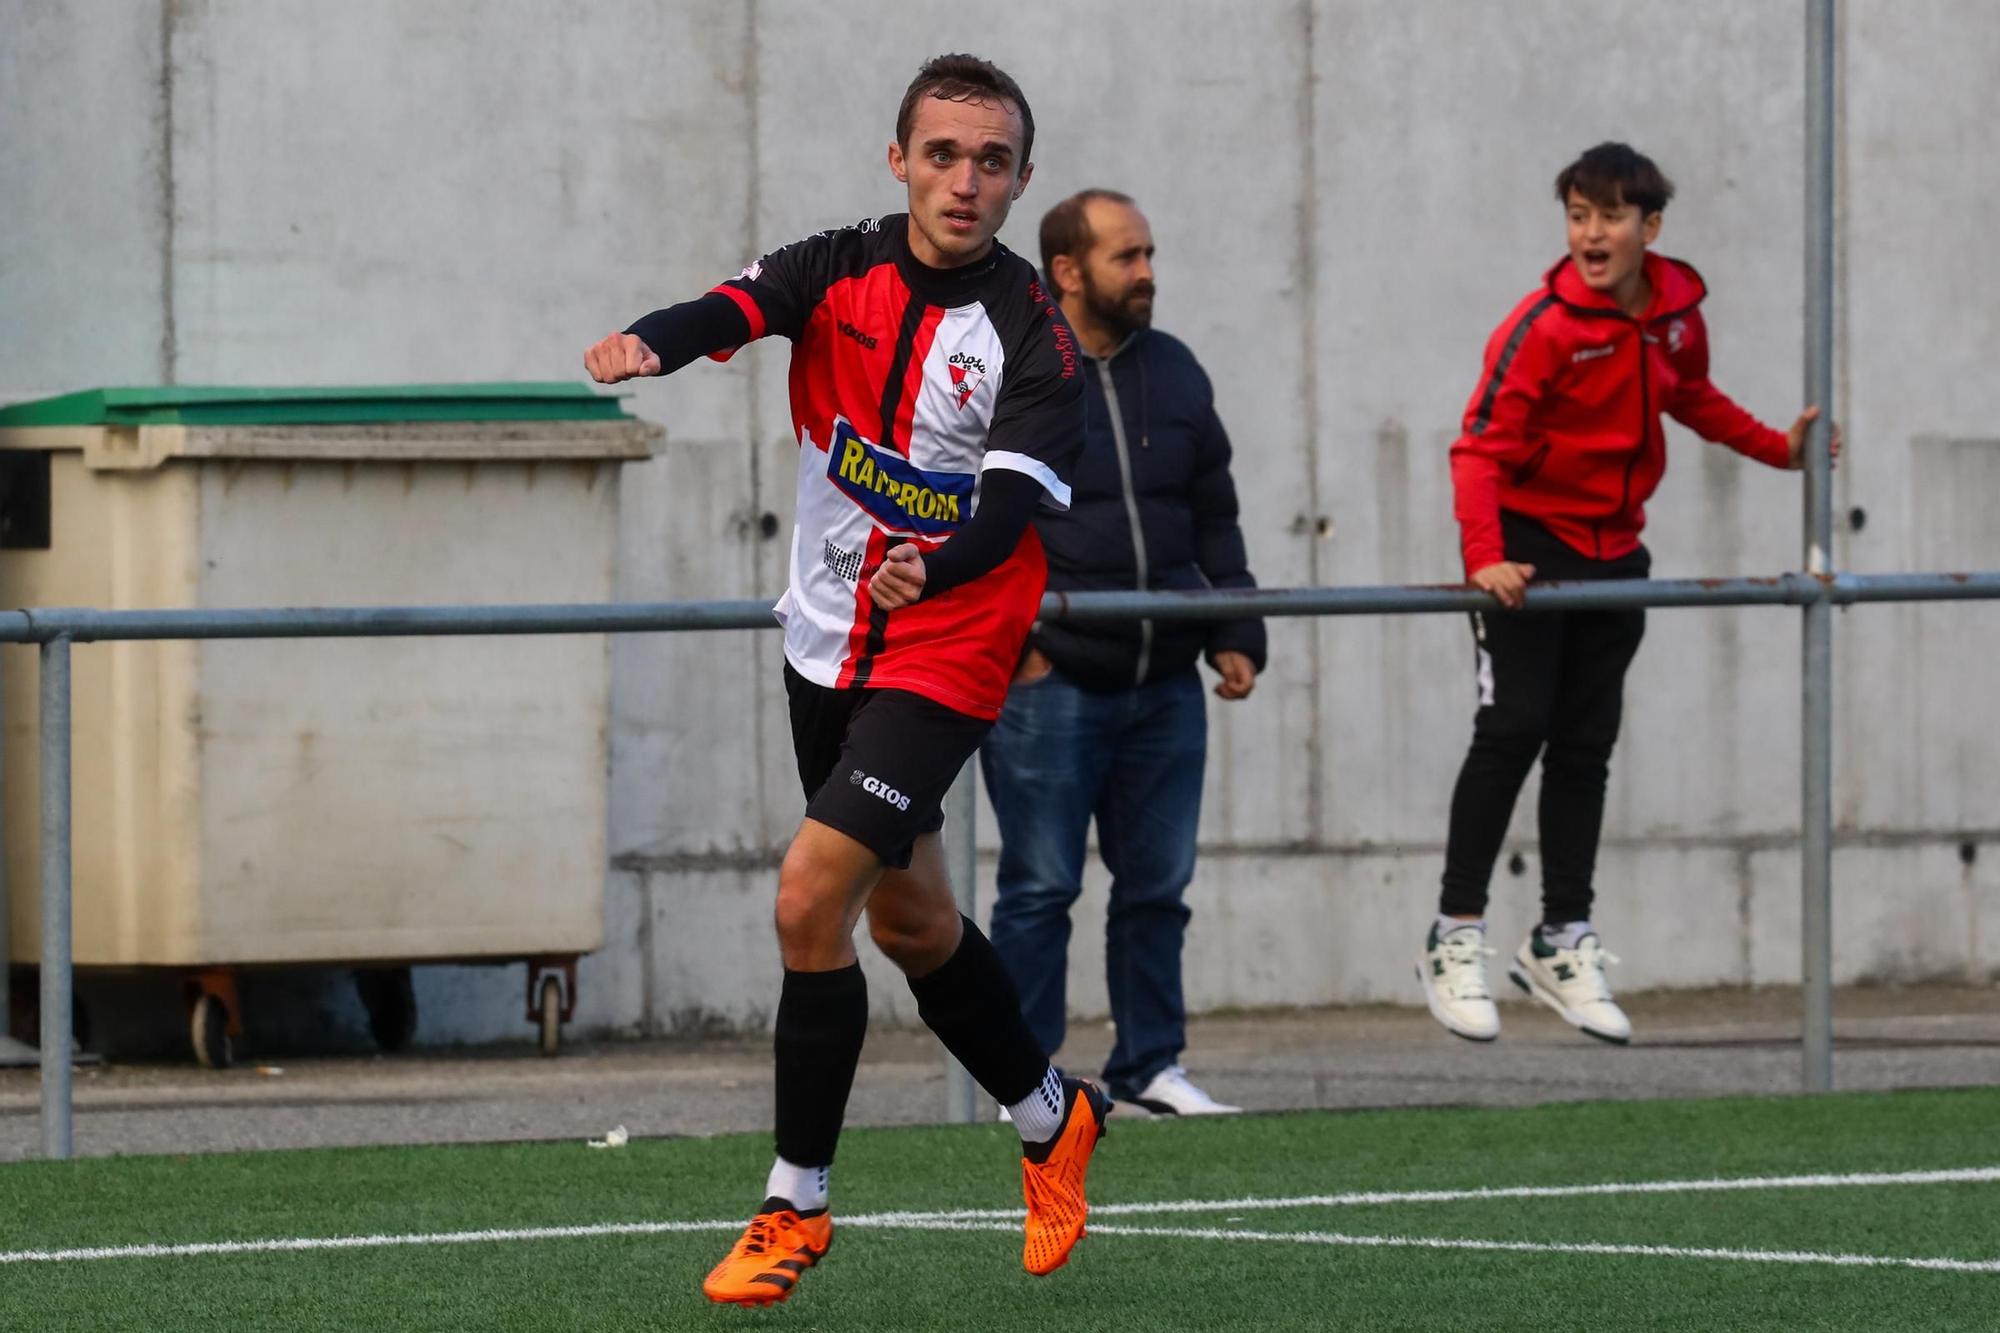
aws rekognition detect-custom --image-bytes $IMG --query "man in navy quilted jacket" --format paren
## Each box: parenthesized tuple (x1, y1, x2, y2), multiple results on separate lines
(982, 189, 1266, 1117)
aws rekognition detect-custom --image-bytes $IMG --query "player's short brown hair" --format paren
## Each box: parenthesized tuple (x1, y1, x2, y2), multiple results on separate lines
(1556, 142, 1676, 216)
(1038, 189, 1136, 289)
(896, 54, 1035, 169)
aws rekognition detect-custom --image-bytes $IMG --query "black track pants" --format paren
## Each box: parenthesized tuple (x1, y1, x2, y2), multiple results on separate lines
(1439, 515, 1648, 923)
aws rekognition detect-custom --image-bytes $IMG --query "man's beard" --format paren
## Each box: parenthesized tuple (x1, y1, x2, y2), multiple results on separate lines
(1082, 273, 1155, 340)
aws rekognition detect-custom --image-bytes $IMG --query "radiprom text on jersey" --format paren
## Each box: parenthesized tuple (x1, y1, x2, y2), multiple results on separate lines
(825, 417, 974, 538)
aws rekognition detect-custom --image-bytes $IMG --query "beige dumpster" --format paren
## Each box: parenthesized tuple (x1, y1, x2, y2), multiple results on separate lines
(0, 385, 657, 1065)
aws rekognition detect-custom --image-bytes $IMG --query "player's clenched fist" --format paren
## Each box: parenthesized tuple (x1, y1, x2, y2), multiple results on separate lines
(584, 332, 662, 383)
(867, 543, 927, 610)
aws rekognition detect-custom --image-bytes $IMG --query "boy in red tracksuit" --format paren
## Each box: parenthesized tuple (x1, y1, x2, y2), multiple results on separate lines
(1416, 142, 1838, 1046)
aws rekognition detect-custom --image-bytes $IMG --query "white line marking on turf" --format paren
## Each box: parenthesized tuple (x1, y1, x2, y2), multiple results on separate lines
(858, 1164, 2000, 1225)
(857, 1217, 2000, 1274)
(3, 1164, 1995, 1269)
(1081, 1224, 2000, 1275)
(0, 1220, 743, 1265)
(12, 1214, 1997, 1276)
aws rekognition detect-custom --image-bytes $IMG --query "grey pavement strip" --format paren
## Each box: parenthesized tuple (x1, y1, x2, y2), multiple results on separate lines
(2, 985, 1996, 1162)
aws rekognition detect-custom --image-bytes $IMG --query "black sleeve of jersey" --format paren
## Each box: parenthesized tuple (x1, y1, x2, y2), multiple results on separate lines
(623, 230, 843, 369)
(711, 230, 841, 343)
(983, 282, 1085, 505)
(915, 469, 1043, 601)
(623, 293, 753, 375)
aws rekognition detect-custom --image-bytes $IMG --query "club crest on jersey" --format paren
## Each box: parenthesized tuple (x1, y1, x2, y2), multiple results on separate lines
(946, 351, 987, 410)
(827, 417, 974, 537)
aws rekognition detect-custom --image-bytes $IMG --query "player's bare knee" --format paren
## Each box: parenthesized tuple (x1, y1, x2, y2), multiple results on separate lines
(866, 913, 935, 968)
(865, 914, 915, 966)
(772, 876, 846, 954)
(777, 836, 840, 900)
(867, 903, 959, 975)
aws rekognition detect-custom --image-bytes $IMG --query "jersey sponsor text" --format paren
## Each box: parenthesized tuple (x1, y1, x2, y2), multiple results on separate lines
(827, 417, 973, 536)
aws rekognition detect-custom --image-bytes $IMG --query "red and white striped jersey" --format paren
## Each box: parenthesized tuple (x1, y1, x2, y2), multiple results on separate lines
(709, 216, 1084, 720)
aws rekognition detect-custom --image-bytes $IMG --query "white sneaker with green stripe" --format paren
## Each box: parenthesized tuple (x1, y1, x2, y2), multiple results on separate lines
(1508, 928, 1630, 1044)
(1417, 922, 1500, 1042)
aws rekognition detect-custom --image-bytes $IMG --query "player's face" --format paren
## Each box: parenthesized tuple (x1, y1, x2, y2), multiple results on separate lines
(1076, 199, 1157, 337)
(1565, 188, 1661, 305)
(889, 93, 1032, 268)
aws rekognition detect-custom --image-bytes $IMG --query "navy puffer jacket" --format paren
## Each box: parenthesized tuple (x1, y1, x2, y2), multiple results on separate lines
(1030, 328, 1266, 691)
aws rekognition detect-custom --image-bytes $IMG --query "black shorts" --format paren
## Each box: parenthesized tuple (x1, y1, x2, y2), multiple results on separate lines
(784, 663, 991, 870)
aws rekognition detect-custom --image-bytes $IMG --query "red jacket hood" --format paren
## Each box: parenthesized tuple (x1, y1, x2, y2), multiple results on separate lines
(1545, 252, 1708, 322)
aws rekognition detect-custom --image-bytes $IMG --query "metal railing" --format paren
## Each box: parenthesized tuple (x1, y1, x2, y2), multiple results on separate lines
(7, 567, 2000, 1157)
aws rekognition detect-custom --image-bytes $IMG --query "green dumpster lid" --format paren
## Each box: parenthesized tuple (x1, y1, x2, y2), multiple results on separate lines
(0, 383, 633, 428)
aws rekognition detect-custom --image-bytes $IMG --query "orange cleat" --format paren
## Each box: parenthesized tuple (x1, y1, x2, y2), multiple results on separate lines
(1020, 1077, 1111, 1276)
(701, 1200, 833, 1306)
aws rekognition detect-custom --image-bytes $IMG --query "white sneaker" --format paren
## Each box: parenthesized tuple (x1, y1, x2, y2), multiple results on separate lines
(1120, 1065, 1241, 1115)
(1418, 922, 1501, 1041)
(1509, 929, 1631, 1044)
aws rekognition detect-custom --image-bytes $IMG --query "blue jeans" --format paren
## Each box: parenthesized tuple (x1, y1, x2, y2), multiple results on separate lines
(980, 666, 1206, 1094)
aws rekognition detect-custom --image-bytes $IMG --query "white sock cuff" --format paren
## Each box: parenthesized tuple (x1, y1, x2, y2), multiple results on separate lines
(765, 1156, 829, 1213)
(1005, 1066, 1066, 1145)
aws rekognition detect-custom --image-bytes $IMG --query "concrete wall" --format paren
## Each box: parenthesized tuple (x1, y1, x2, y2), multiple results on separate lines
(4, 1, 1996, 1053)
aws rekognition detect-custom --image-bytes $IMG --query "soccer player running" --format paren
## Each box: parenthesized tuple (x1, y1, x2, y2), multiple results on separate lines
(586, 54, 1104, 1306)
(1418, 143, 1840, 1046)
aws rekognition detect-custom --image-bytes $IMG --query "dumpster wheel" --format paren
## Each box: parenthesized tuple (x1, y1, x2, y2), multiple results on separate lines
(538, 974, 563, 1057)
(526, 958, 576, 1058)
(191, 993, 234, 1070)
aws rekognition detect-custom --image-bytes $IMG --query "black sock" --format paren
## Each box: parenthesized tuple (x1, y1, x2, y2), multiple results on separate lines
(906, 915, 1048, 1106)
(773, 963, 868, 1169)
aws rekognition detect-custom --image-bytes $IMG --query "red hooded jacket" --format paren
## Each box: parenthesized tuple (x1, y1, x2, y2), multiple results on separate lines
(1449, 252, 1790, 576)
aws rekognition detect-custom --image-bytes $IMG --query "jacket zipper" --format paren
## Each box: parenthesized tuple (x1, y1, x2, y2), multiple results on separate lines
(1096, 355, 1152, 686)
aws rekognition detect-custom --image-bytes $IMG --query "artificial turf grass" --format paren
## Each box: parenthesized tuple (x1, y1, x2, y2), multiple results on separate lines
(3, 1086, 1997, 1332)
(6, 1211, 1995, 1333)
